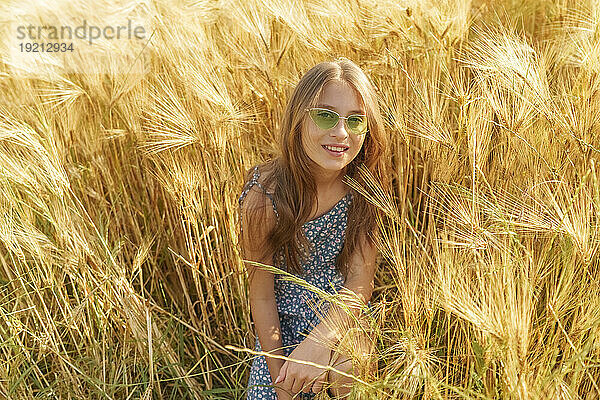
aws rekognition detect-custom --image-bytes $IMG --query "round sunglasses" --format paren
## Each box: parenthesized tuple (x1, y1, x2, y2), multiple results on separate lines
(305, 107, 368, 135)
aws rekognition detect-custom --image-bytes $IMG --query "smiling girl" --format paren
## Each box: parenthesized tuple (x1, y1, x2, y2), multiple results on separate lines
(238, 58, 390, 399)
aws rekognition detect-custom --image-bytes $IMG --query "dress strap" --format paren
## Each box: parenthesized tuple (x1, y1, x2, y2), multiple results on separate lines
(238, 166, 280, 220)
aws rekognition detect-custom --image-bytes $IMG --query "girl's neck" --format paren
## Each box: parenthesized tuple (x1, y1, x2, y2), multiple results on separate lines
(312, 166, 348, 194)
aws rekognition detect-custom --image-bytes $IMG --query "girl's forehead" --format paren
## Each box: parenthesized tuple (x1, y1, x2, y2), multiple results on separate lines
(316, 80, 365, 112)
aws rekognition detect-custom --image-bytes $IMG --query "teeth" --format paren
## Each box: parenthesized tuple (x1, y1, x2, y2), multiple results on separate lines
(324, 145, 346, 152)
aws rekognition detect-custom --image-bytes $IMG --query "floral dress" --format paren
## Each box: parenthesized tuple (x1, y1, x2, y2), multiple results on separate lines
(238, 165, 358, 400)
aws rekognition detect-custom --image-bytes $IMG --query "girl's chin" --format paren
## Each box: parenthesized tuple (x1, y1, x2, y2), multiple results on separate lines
(307, 153, 349, 171)
(316, 160, 347, 171)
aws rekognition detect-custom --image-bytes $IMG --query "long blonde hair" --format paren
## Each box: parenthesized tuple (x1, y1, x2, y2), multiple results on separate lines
(242, 58, 390, 280)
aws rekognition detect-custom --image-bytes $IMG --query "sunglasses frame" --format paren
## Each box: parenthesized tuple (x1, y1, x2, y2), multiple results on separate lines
(305, 107, 369, 135)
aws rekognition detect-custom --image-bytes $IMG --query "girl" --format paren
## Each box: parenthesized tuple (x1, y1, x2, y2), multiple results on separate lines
(238, 58, 390, 399)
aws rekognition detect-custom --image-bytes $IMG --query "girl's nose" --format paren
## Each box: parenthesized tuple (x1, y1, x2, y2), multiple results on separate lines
(330, 119, 349, 138)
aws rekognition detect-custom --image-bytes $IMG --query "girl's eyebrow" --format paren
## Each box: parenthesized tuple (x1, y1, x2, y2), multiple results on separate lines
(316, 104, 365, 114)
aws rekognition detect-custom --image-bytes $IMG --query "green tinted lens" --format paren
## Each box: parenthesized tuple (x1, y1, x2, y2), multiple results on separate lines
(346, 115, 367, 134)
(309, 109, 338, 130)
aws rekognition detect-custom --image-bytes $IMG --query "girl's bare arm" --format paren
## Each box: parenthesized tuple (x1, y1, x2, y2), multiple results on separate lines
(240, 186, 285, 383)
(249, 272, 285, 383)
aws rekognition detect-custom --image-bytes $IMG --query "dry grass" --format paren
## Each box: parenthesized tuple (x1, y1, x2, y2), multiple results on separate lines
(1, 0, 600, 398)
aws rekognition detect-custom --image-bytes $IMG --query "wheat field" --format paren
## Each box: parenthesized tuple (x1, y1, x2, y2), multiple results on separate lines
(1, 0, 599, 398)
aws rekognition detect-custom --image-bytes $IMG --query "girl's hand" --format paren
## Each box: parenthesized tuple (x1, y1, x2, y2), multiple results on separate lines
(274, 386, 294, 400)
(274, 338, 331, 396)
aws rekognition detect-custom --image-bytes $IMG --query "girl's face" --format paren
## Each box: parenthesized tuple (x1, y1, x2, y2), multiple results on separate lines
(301, 80, 367, 176)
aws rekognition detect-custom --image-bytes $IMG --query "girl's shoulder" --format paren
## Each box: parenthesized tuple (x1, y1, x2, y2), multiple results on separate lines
(239, 164, 278, 219)
(242, 164, 276, 192)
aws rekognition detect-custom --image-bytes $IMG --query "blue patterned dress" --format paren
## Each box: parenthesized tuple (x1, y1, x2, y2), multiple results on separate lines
(238, 165, 356, 400)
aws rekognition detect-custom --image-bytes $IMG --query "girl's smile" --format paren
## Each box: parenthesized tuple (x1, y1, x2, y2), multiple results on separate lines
(322, 144, 348, 156)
